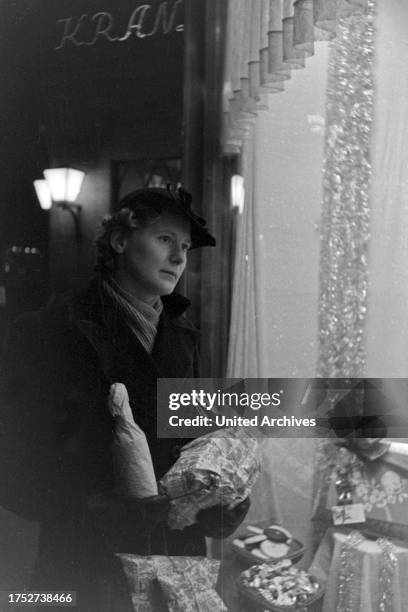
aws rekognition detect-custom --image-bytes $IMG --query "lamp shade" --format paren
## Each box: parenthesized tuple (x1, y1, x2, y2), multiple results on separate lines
(43, 168, 85, 203)
(33, 179, 53, 210)
(231, 174, 245, 213)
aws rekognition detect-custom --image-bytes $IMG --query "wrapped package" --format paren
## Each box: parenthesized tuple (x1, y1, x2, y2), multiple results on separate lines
(108, 383, 158, 499)
(156, 556, 227, 612)
(160, 428, 260, 530)
(116, 554, 226, 612)
(115, 553, 167, 612)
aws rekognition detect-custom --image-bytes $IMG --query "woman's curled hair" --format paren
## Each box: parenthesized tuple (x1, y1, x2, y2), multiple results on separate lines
(95, 191, 185, 275)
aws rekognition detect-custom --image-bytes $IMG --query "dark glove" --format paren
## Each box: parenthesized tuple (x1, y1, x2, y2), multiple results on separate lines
(196, 497, 250, 539)
(126, 494, 171, 529)
(87, 493, 170, 542)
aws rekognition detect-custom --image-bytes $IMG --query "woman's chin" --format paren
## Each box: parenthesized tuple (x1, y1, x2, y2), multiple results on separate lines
(156, 281, 177, 296)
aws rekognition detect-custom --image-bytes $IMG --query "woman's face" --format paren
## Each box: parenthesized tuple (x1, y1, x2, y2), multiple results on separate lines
(113, 213, 192, 303)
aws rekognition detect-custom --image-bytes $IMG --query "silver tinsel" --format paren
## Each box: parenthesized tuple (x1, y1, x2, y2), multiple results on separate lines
(337, 530, 364, 612)
(377, 537, 398, 612)
(336, 532, 398, 612)
(317, 0, 376, 378)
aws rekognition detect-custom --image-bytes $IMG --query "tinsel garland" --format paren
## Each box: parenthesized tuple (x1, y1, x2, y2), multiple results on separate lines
(313, 1, 376, 547)
(377, 537, 397, 612)
(336, 532, 398, 612)
(337, 531, 364, 612)
(317, 0, 376, 378)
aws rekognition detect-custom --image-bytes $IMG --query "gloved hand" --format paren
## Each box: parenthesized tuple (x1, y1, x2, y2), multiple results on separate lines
(126, 494, 171, 528)
(87, 493, 170, 544)
(196, 497, 250, 539)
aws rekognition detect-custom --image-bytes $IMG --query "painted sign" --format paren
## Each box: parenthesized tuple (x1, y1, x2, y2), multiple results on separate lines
(55, 0, 184, 50)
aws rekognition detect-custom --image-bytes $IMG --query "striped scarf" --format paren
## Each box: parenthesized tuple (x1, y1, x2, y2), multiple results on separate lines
(103, 277, 163, 354)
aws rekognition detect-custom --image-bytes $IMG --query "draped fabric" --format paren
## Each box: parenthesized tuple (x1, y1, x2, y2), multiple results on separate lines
(365, 0, 408, 377)
(224, 132, 283, 558)
(226, 136, 264, 378)
(223, 0, 368, 153)
(224, 43, 330, 565)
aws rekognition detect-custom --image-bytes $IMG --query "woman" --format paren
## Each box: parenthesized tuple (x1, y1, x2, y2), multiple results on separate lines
(0, 185, 248, 610)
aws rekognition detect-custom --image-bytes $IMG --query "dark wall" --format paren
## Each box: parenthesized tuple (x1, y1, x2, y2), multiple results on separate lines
(0, 2, 49, 251)
(0, 0, 184, 298)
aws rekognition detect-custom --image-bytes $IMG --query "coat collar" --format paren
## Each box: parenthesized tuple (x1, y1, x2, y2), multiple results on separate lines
(72, 276, 193, 324)
(70, 277, 199, 382)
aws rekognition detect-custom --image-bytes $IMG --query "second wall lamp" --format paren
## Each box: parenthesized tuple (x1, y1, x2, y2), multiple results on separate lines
(34, 168, 85, 242)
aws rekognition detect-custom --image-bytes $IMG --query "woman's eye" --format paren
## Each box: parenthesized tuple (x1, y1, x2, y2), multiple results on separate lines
(158, 235, 171, 243)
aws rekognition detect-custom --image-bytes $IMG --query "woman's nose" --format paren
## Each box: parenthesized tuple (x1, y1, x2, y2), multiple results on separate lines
(170, 244, 187, 265)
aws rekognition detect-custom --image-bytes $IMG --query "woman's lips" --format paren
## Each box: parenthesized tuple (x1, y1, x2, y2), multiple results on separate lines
(161, 270, 178, 279)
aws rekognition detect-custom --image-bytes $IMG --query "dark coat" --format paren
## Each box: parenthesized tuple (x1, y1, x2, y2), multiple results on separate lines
(0, 278, 206, 606)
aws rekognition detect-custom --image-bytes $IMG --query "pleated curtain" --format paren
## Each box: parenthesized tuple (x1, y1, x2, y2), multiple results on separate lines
(223, 0, 368, 153)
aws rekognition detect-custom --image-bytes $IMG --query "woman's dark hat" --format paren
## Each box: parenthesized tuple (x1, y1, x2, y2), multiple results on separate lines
(118, 184, 216, 249)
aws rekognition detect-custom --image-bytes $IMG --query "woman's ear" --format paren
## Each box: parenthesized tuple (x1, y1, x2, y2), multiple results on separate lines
(110, 231, 128, 255)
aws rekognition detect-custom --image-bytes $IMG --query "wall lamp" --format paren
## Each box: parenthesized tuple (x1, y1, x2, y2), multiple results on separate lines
(34, 168, 85, 241)
(231, 174, 245, 214)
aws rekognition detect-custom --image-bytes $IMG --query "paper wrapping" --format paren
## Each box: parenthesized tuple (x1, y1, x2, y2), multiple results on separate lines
(115, 554, 167, 612)
(108, 383, 158, 499)
(156, 556, 227, 612)
(116, 554, 226, 612)
(160, 428, 260, 530)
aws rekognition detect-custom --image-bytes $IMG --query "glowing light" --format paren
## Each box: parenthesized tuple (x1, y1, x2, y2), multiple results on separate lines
(231, 174, 245, 214)
(33, 179, 52, 210)
(43, 168, 85, 203)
